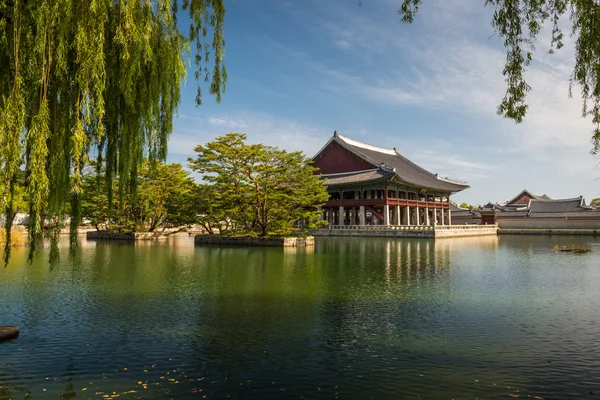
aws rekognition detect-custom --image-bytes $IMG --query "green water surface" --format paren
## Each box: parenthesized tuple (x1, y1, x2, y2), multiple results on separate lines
(1, 235, 600, 399)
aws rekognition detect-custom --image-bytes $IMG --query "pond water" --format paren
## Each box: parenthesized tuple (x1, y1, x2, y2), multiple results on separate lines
(1, 235, 600, 399)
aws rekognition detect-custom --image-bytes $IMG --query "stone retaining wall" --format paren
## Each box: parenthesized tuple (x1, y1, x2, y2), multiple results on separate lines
(86, 231, 168, 241)
(312, 228, 434, 238)
(312, 226, 498, 238)
(498, 218, 600, 230)
(499, 228, 600, 236)
(434, 226, 498, 238)
(194, 235, 314, 247)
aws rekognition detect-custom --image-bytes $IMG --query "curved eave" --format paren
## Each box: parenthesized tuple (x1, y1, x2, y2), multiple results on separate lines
(323, 176, 389, 188)
(332, 136, 469, 193)
(388, 174, 469, 193)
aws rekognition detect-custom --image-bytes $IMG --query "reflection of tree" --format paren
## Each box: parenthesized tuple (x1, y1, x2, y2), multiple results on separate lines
(0, 364, 19, 400)
(58, 363, 77, 400)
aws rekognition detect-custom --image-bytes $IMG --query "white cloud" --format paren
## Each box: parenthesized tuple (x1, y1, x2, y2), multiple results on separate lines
(305, 0, 598, 198)
(206, 117, 248, 129)
(172, 112, 328, 157)
(334, 40, 350, 49)
(169, 0, 600, 204)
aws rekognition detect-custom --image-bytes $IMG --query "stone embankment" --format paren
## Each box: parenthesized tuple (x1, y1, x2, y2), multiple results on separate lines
(311, 225, 498, 238)
(499, 228, 600, 236)
(86, 231, 168, 241)
(194, 235, 314, 247)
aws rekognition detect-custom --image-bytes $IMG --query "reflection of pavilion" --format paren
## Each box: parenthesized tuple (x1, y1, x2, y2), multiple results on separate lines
(313, 132, 469, 227)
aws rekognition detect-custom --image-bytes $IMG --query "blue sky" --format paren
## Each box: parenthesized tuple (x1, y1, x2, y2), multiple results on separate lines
(168, 0, 600, 205)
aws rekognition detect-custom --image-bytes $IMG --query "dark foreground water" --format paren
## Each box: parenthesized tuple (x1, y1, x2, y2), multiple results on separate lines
(1, 235, 600, 399)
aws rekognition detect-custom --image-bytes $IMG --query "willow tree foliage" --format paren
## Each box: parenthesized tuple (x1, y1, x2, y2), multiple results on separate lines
(398, 0, 600, 153)
(0, 0, 226, 251)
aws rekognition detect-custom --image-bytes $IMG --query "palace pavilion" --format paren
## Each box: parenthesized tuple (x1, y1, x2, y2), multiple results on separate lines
(312, 132, 469, 227)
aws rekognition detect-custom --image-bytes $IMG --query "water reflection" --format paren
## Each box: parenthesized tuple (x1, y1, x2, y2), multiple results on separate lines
(1, 234, 600, 399)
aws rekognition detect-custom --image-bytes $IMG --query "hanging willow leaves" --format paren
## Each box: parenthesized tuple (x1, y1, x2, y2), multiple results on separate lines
(398, 0, 600, 154)
(0, 0, 226, 253)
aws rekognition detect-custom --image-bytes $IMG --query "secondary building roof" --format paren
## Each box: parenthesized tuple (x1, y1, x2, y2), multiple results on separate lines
(314, 132, 469, 193)
(493, 196, 600, 218)
(449, 203, 480, 217)
(506, 189, 552, 205)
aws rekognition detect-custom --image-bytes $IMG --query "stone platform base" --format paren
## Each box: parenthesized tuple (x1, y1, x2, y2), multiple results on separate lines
(499, 229, 600, 236)
(86, 231, 168, 241)
(194, 235, 314, 247)
(312, 225, 498, 239)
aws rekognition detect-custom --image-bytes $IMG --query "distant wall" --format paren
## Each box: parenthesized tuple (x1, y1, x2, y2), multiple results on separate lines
(499, 229, 600, 235)
(498, 218, 600, 230)
(0, 213, 30, 226)
(452, 216, 481, 225)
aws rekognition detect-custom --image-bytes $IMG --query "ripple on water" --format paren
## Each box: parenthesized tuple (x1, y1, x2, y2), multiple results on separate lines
(1, 235, 600, 399)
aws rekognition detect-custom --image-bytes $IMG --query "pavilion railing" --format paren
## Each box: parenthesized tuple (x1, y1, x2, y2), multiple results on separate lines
(433, 224, 498, 230)
(326, 225, 434, 231)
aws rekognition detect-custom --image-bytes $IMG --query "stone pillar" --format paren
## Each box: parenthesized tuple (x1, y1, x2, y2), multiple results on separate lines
(425, 206, 430, 225)
(448, 206, 452, 226)
(415, 206, 420, 225)
(432, 208, 437, 226)
(406, 206, 411, 225)
(383, 205, 390, 226)
(441, 207, 445, 225)
(359, 205, 365, 226)
(338, 206, 344, 226)
(394, 205, 401, 225)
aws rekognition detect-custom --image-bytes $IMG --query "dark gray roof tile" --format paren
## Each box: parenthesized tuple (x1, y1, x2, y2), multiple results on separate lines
(529, 197, 588, 213)
(322, 169, 392, 186)
(334, 135, 469, 192)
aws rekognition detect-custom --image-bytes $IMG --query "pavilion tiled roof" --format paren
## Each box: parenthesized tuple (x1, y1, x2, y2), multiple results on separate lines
(322, 133, 469, 192)
(322, 169, 393, 186)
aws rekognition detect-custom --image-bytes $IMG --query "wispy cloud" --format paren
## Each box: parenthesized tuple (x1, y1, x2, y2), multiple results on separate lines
(172, 112, 328, 157)
(334, 40, 350, 49)
(169, 0, 600, 203)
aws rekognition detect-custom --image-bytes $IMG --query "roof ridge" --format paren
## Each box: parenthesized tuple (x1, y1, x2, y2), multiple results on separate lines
(337, 134, 397, 156)
(531, 197, 582, 203)
(437, 176, 469, 185)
